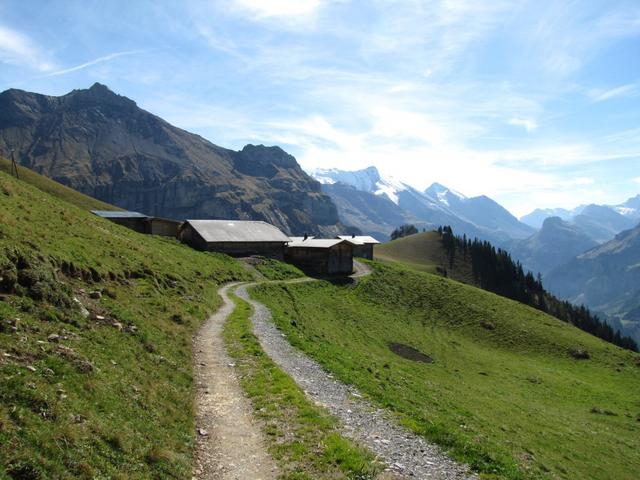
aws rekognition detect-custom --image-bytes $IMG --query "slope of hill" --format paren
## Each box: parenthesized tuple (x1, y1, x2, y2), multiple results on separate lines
(375, 231, 474, 281)
(0, 157, 119, 212)
(0, 84, 344, 236)
(252, 263, 640, 480)
(312, 166, 533, 243)
(376, 229, 637, 350)
(0, 170, 250, 477)
(505, 216, 598, 277)
(545, 223, 640, 344)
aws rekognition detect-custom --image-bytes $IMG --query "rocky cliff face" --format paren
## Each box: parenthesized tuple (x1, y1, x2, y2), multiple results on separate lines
(0, 83, 344, 236)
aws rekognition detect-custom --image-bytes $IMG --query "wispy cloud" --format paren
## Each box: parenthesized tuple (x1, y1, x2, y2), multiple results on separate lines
(508, 117, 538, 132)
(0, 25, 54, 71)
(233, 0, 321, 18)
(589, 83, 637, 102)
(44, 50, 143, 77)
(633, 177, 640, 185)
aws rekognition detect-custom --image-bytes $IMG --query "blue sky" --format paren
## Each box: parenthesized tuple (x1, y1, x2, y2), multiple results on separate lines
(1, 0, 639, 216)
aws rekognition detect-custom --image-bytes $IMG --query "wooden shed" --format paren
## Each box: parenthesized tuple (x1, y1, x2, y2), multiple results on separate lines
(92, 210, 182, 237)
(92, 210, 149, 234)
(145, 217, 182, 237)
(337, 235, 380, 260)
(179, 220, 290, 258)
(285, 238, 354, 275)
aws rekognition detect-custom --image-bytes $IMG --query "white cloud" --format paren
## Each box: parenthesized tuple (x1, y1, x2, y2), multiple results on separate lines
(589, 83, 637, 102)
(508, 117, 538, 132)
(45, 50, 143, 77)
(0, 25, 54, 71)
(233, 0, 321, 19)
(633, 177, 640, 185)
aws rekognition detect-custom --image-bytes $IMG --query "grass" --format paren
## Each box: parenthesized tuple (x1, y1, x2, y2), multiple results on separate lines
(0, 171, 251, 478)
(252, 257, 305, 281)
(375, 231, 475, 284)
(251, 262, 640, 480)
(0, 157, 120, 212)
(223, 292, 381, 480)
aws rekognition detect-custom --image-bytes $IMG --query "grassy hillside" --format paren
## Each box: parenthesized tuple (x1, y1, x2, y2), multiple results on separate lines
(0, 157, 119, 212)
(0, 171, 250, 478)
(375, 231, 475, 283)
(252, 263, 640, 480)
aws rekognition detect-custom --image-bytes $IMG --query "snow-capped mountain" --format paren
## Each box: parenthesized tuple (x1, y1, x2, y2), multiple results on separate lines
(310, 166, 534, 242)
(613, 194, 640, 220)
(312, 166, 409, 205)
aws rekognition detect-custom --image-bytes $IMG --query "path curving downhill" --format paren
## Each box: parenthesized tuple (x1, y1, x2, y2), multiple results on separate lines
(193, 283, 279, 480)
(235, 263, 477, 480)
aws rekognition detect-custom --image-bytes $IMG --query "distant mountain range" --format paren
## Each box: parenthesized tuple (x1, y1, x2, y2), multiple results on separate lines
(545, 222, 640, 344)
(0, 83, 347, 236)
(505, 217, 599, 277)
(521, 197, 639, 241)
(311, 166, 534, 243)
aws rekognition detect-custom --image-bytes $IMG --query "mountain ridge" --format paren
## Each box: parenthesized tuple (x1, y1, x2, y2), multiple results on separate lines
(311, 166, 534, 242)
(0, 83, 347, 236)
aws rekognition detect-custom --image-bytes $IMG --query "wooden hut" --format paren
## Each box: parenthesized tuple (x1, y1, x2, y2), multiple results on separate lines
(337, 235, 380, 260)
(92, 210, 149, 234)
(144, 217, 182, 237)
(92, 210, 182, 237)
(286, 238, 354, 275)
(180, 220, 290, 258)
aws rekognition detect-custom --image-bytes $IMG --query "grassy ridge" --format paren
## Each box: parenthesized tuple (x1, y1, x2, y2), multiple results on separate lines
(224, 292, 381, 479)
(375, 231, 475, 283)
(0, 171, 250, 478)
(251, 263, 640, 480)
(0, 157, 119, 212)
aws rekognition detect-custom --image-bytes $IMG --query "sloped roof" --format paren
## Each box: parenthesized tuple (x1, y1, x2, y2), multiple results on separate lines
(337, 235, 380, 245)
(186, 220, 290, 243)
(92, 210, 148, 219)
(287, 238, 351, 249)
(288, 236, 315, 242)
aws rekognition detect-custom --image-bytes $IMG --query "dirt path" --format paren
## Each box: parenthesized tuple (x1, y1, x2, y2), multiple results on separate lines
(193, 283, 279, 480)
(235, 267, 477, 480)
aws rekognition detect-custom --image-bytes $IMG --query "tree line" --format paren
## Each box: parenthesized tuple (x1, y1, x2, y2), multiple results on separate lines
(437, 225, 638, 352)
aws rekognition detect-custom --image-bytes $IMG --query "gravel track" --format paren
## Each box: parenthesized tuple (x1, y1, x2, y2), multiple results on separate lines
(193, 283, 279, 480)
(235, 272, 477, 480)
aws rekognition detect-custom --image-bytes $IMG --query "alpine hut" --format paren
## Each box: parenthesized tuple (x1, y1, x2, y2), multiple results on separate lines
(179, 220, 290, 258)
(92, 210, 182, 237)
(337, 235, 380, 260)
(285, 237, 354, 275)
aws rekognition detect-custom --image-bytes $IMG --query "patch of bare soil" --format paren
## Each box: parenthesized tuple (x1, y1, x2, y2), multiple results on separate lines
(389, 342, 434, 364)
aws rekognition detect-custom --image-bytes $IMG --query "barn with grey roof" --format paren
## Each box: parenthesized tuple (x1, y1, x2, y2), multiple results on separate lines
(285, 237, 354, 275)
(337, 235, 380, 259)
(179, 220, 290, 258)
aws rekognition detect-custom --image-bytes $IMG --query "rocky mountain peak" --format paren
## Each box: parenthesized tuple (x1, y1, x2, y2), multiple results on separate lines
(64, 82, 137, 111)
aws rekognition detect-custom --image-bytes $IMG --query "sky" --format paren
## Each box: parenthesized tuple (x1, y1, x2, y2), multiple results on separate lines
(1, 0, 639, 217)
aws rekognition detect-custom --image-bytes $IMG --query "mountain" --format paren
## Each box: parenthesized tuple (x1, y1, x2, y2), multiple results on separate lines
(312, 166, 533, 243)
(613, 194, 640, 219)
(571, 204, 637, 243)
(520, 207, 577, 229)
(0, 83, 345, 236)
(320, 182, 415, 240)
(521, 198, 639, 240)
(425, 183, 534, 240)
(545, 222, 640, 344)
(505, 216, 598, 277)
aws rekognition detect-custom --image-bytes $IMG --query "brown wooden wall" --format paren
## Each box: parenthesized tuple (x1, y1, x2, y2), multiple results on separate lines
(286, 244, 353, 275)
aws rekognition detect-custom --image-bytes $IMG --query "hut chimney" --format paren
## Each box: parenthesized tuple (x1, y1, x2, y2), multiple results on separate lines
(352, 233, 355, 238)
(304, 233, 308, 240)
